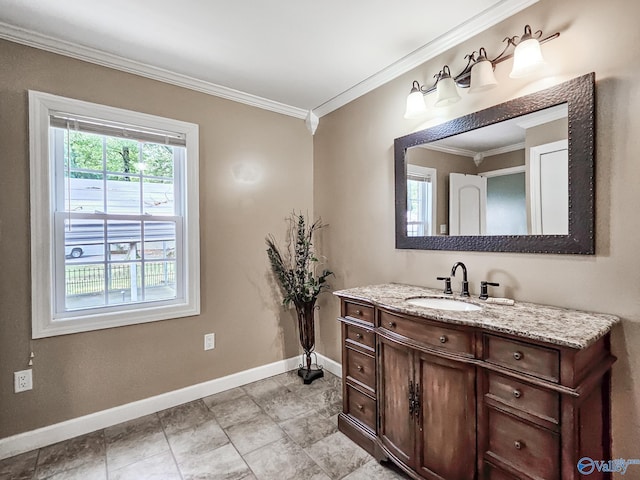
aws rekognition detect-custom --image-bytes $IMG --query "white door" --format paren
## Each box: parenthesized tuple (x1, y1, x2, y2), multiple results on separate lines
(529, 140, 569, 235)
(449, 173, 487, 235)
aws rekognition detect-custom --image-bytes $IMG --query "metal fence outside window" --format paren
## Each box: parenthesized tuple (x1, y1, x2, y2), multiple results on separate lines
(66, 263, 176, 296)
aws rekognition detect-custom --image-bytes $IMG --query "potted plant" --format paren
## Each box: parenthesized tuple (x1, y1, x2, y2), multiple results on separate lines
(266, 213, 333, 384)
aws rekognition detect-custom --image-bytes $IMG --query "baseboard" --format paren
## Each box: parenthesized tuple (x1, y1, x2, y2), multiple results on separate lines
(0, 354, 311, 460)
(316, 352, 342, 378)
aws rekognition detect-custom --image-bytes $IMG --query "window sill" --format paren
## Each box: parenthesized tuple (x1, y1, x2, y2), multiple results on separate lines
(33, 301, 200, 339)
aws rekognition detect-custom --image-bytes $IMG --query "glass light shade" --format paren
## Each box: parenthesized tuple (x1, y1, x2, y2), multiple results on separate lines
(510, 37, 547, 78)
(434, 76, 461, 107)
(469, 59, 498, 93)
(404, 90, 427, 119)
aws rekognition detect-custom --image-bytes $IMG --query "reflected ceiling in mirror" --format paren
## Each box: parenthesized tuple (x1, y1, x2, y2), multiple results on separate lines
(395, 73, 595, 254)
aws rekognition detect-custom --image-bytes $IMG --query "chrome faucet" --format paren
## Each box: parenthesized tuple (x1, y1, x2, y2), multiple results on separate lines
(451, 262, 470, 297)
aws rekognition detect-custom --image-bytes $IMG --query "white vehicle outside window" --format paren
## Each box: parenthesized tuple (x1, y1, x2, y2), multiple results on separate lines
(29, 91, 200, 338)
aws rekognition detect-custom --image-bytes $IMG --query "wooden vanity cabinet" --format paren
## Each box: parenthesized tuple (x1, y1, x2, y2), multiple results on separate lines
(378, 316, 477, 480)
(337, 297, 615, 480)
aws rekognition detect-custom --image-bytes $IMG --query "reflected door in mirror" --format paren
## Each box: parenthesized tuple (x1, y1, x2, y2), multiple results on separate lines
(449, 173, 486, 235)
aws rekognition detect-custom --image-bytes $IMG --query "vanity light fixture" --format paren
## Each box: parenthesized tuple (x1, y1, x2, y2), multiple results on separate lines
(404, 25, 559, 119)
(509, 25, 547, 78)
(434, 66, 461, 107)
(405, 81, 428, 119)
(469, 48, 497, 93)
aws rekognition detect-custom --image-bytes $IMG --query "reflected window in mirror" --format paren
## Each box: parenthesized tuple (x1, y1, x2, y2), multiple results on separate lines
(407, 165, 436, 237)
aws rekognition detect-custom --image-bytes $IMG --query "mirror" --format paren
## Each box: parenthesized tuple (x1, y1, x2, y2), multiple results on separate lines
(395, 73, 595, 254)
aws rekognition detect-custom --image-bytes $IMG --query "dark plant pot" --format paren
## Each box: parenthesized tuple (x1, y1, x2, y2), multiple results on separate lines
(295, 299, 323, 384)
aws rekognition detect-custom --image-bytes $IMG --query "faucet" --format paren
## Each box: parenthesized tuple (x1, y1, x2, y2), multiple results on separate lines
(436, 276, 453, 294)
(451, 262, 470, 297)
(479, 281, 500, 300)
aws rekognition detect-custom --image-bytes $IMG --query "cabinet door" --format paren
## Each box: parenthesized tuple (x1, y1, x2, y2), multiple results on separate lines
(415, 352, 477, 480)
(378, 336, 415, 469)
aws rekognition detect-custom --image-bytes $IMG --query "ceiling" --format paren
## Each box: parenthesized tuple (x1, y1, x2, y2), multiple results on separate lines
(0, 0, 538, 118)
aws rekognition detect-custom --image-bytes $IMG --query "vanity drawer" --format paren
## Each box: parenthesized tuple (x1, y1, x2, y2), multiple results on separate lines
(346, 384, 376, 432)
(487, 408, 559, 480)
(379, 311, 473, 356)
(345, 323, 375, 351)
(345, 346, 375, 391)
(484, 335, 559, 383)
(485, 373, 560, 426)
(344, 301, 374, 326)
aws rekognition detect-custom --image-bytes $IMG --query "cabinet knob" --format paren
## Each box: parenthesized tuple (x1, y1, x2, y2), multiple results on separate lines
(355, 309, 362, 316)
(357, 404, 364, 411)
(514, 440, 524, 450)
(513, 389, 522, 399)
(356, 365, 363, 372)
(388, 321, 396, 328)
(513, 351, 523, 361)
(439, 335, 448, 344)
(355, 333, 363, 339)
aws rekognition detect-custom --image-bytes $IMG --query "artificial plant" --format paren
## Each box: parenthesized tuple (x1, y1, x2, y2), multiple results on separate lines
(266, 213, 333, 383)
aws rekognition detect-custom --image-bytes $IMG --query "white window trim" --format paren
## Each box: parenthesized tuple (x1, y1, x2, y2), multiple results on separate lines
(407, 164, 437, 237)
(29, 91, 200, 338)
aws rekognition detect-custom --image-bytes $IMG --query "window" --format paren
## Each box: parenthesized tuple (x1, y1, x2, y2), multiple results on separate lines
(407, 165, 436, 237)
(29, 91, 200, 338)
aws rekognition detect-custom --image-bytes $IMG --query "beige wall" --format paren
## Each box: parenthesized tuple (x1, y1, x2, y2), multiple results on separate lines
(314, 0, 640, 462)
(0, 39, 313, 438)
(476, 149, 525, 173)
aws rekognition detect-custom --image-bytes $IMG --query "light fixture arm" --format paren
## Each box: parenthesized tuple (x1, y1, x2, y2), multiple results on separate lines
(410, 25, 559, 95)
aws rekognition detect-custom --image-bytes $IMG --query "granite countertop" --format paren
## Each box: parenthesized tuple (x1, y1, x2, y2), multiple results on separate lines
(333, 283, 620, 349)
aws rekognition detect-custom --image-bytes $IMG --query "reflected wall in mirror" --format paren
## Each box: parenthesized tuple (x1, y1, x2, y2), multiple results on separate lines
(395, 73, 595, 254)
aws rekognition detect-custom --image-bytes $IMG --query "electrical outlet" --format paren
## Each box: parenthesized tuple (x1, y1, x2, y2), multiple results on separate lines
(14, 369, 33, 393)
(204, 333, 215, 351)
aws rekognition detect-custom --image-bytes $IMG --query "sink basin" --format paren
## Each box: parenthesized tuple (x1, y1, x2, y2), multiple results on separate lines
(406, 297, 482, 312)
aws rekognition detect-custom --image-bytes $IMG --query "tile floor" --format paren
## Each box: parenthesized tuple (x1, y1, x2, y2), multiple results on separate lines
(0, 371, 408, 480)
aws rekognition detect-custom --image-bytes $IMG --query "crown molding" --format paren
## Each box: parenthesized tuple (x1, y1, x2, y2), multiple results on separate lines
(481, 141, 526, 157)
(419, 141, 524, 158)
(313, 0, 540, 117)
(419, 143, 477, 157)
(0, 22, 308, 120)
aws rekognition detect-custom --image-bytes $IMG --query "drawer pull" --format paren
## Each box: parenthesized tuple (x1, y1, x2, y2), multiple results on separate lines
(513, 389, 522, 399)
(439, 335, 448, 344)
(514, 440, 524, 450)
(355, 333, 363, 339)
(513, 351, 523, 361)
(356, 365, 363, 372)
(388, 321, 396, 328)
(357, 404, 364, 411)
(355, 309, 362, 316)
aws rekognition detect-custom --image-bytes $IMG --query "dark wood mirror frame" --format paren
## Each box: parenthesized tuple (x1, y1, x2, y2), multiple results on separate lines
(394, 73, 595, 254)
